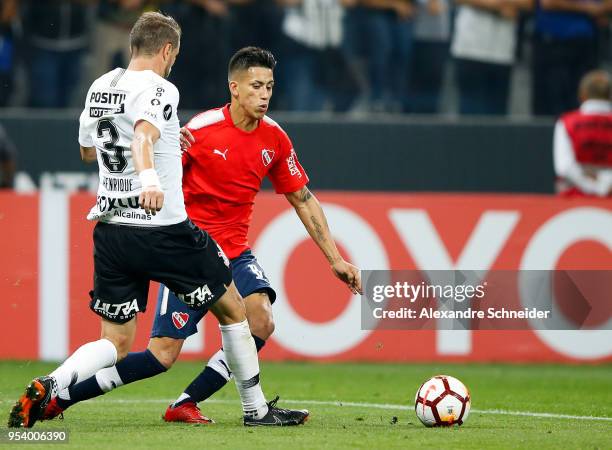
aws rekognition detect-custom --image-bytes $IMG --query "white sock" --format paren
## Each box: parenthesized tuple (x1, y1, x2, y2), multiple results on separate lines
(95, 366, 124, 392)
(171, 350, 234, 407)
(57, 364, 123, 400)
(219, 320, 268, 419)
(50, 339, 117, 392)
(207, 349, 232, 381)
(173, 392, 191, 407)
(172, 349, 235, 407)
(58, 389, 70, 401)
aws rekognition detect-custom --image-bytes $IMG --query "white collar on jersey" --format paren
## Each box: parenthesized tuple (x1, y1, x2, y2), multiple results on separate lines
(580, 99, 612, 114)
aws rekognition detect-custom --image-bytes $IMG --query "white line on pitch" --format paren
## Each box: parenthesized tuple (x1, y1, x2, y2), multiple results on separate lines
(1, 397, 610, 422)
(83, 398, 612, 422)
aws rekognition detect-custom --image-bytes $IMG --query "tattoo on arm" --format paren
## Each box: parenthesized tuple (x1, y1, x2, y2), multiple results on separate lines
(310, 215, 327, 244)
(294, 188, 336, 263)
(311, 214, 334, 261)
(300, 187, 313, 203)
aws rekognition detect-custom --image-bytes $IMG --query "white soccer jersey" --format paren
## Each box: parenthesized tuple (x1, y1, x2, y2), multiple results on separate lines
(79, 68, 187, 226)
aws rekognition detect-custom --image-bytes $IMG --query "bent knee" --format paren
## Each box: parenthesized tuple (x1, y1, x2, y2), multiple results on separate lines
(154, 352, 178, 370)
(147, 338, 182, 369)
(250, 317, 275, 340)
(102, 335, 131, 361)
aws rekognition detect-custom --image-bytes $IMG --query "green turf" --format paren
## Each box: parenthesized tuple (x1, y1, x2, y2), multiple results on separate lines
(1, 361, 611, 449)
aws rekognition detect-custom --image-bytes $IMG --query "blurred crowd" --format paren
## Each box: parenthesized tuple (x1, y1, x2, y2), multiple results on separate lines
(2, 0, 612, 115)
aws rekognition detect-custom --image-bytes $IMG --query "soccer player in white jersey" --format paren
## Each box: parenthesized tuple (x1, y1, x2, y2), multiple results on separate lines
(8, 12, 308, 429)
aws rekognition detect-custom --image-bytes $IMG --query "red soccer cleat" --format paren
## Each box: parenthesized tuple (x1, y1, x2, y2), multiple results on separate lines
(40, 397, 65, 421)
(163, 402, 214, 424)
(7, 377, 55, 428)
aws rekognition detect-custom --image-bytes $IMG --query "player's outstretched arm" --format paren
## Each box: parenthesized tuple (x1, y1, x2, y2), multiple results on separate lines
(132, 120, 164, 215)
(285, 186, 363, 294)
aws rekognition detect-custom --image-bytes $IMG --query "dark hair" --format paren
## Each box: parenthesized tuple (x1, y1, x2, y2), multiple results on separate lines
(130, 12, 181, 57)
(228, 46, 276, 77)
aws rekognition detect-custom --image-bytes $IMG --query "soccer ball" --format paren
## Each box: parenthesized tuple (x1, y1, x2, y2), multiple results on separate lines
(414, 375, 471, 427)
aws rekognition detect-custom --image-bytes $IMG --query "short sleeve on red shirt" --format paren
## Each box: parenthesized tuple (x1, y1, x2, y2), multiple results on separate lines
(267, 128, 309, 194)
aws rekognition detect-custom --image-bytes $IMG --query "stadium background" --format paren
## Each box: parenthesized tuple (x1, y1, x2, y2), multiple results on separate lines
(1, 1, 611, 365)
(1, 112, 611, 365)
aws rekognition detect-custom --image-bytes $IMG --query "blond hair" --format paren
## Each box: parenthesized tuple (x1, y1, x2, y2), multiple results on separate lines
(129, 12, 181, 57)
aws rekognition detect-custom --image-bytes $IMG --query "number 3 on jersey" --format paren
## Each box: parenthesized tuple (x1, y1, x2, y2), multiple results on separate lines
(97, 119, 128, 173)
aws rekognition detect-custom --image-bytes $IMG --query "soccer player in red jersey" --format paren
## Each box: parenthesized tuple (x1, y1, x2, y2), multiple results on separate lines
(43, 47, 362, 425)
(554, 70, 612, 197)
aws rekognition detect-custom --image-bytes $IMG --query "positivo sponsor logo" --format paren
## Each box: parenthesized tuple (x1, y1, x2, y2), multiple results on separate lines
(96, 195, 140, 213)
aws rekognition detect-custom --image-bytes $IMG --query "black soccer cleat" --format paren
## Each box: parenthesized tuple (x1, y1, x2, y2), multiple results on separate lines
(8, 376, 56, 428)
(243, 396, 310, 427)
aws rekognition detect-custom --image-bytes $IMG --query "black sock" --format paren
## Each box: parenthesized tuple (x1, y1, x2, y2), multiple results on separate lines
(176, 335, 266, 406)
(56, 350, 167, 410)
(251, 335, 266, 352)
(115, 349, 167, 384)
(56, 376, 104, 409)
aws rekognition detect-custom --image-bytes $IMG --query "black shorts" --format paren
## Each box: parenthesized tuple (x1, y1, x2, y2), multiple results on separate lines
(90, 219, 232, 323)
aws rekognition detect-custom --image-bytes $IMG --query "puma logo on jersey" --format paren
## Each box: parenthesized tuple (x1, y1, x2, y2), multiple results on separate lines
(213, 149, 229, 160)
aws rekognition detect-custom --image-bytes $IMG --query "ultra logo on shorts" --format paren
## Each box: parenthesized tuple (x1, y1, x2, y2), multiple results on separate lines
(172, 311, 189, 329)
(177, 284, 214, 308)
(92, 298, 139, 319)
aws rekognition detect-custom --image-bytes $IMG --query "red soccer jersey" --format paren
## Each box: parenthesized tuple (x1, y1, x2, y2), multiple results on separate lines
(562, 110, 612, 167)
(182, 105, 309, 258)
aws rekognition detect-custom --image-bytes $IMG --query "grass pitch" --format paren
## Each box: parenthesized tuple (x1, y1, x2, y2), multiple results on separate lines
(1, 361, 611, 449)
